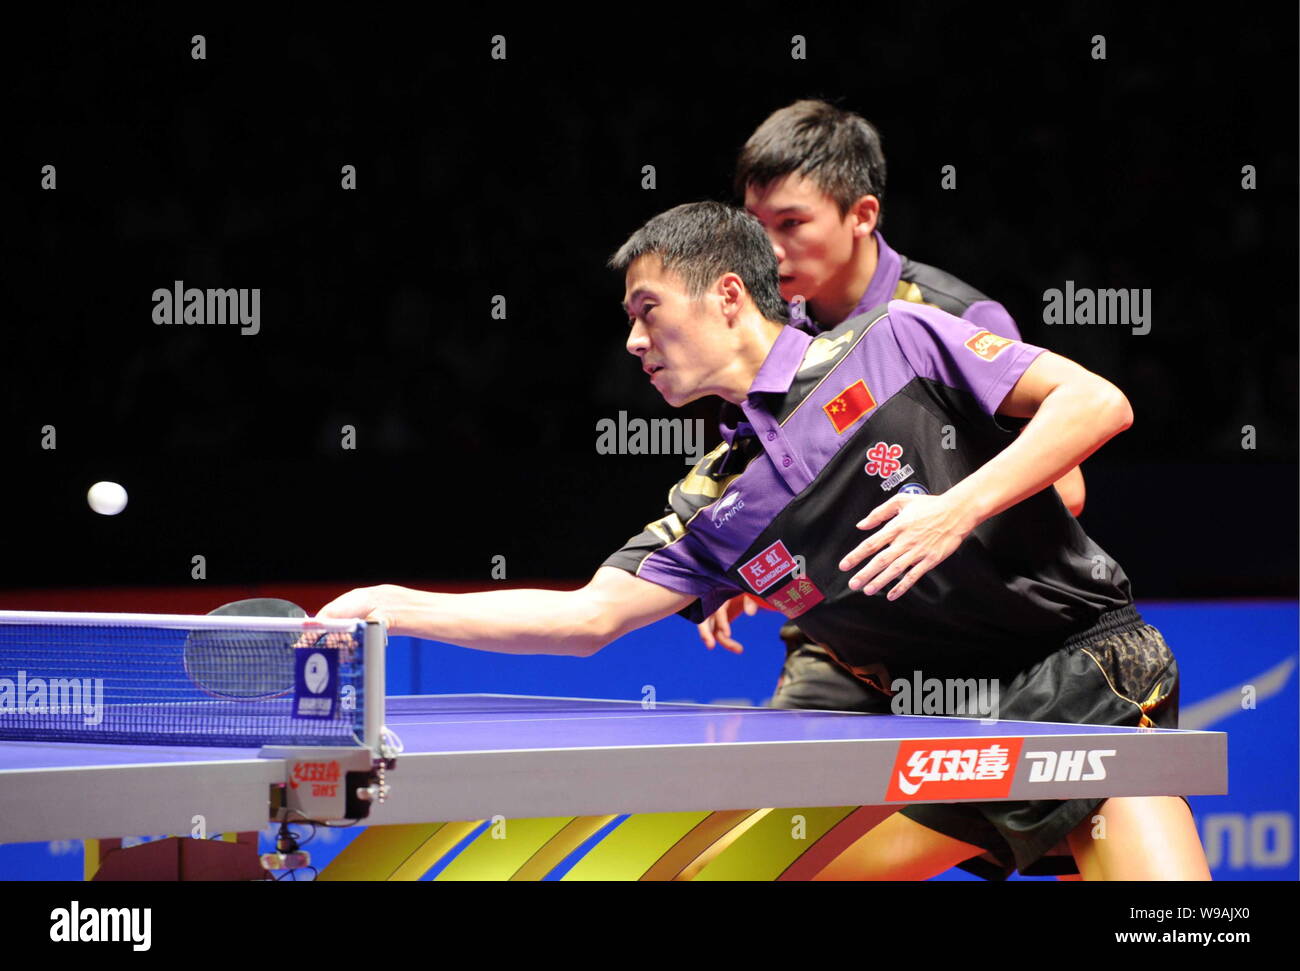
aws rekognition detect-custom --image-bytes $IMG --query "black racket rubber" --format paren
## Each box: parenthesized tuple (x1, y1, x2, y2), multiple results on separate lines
(183, 597, 306, 700)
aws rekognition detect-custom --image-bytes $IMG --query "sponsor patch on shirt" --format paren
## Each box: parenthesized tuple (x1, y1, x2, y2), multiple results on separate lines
(863, 442, 904, 478)
(886, 737, 1024, 801)
(898, 482, 930, 495)
(738, 540, 797, 594)
(822, 379, 877, 434)
(764, 577, 824, 619)
(709, 490, 744, 529)
(964, 330, 1015, 361)
(880, 465, 915, 491)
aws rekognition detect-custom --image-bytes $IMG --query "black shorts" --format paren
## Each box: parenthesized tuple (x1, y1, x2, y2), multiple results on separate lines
(769, 604, 1182, 879)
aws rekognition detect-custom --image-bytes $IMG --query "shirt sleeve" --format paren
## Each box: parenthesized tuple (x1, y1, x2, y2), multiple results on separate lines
(600, 449, 747, 622)
(885, 299, 1046, 415)
(962, 299, 1021, 341)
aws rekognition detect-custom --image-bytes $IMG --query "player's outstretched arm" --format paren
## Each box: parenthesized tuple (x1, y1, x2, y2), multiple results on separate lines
(315, 567, 694, 657)
(839, 351, 1130, 599)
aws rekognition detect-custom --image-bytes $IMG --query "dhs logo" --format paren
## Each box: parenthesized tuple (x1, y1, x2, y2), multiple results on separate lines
(1026, 749, 1115, 783)
(898, 483, 929, 495)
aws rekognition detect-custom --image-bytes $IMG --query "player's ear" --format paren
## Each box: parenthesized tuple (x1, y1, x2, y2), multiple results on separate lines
(716, 272, 747, 323)
(850, 195, 880, 236)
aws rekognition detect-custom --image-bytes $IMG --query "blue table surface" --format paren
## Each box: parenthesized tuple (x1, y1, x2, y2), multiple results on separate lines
(0, 693, 1196, 773)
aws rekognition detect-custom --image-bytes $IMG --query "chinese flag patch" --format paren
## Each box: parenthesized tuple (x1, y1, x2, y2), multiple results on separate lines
(822, 379, 877, 434)
(964, 330, 1015, 361)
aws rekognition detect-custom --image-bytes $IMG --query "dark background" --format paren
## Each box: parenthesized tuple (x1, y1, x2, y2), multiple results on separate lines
(2, 5, 1296, 597)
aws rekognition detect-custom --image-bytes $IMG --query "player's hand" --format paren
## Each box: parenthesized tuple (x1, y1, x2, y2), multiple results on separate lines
(696, 594, 762, 654)
(838, 493, 978, 601)
(315, 584, 407, 632)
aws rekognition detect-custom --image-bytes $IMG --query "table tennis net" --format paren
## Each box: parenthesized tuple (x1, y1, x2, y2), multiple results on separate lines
(0, 612, 366, 747)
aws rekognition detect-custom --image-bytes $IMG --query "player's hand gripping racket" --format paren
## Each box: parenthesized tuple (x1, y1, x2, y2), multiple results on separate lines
(183, 597, 306, 700)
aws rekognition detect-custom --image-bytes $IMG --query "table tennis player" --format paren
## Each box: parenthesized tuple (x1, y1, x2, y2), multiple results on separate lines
(700, 99, 1083, 681)
(699, 98, 1096, 879)
(317, 201, 1211, 880)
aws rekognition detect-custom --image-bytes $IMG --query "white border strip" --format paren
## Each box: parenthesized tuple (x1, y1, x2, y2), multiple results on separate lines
(0, 609, 363, 633)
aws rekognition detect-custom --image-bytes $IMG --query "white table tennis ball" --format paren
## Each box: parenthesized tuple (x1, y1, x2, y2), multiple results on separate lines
(87, 481, 128, 516)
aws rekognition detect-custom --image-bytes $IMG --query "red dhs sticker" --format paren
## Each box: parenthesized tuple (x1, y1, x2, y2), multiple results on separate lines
(738, 540, 797, 594)
(765, 577, 824, 619)
(290, 759, 341, 799)
(885, 737, 1024, 801)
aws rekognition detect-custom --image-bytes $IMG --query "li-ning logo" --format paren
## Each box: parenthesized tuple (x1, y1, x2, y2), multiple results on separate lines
(886, 737, 1024, 800)
(710, 490, 745, 529)
(1025, 749, 1116, 783)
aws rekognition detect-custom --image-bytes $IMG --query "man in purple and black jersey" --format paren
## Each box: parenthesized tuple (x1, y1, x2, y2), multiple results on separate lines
(318, 202, 1209, 880)
(698, 102, 1085, 736)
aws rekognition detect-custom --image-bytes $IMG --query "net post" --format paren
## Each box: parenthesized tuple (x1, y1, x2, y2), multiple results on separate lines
(363, 620, 386, 753)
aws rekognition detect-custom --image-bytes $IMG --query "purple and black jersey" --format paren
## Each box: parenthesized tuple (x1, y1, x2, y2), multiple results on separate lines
(603, 301, 1131, 682)
(792, 231, 1021, 342)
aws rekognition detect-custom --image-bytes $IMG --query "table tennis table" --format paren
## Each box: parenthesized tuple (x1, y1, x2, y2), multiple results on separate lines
(0, 692, 1228, 881)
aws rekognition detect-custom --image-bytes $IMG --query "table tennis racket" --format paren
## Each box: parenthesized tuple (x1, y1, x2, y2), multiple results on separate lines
(182, 597, 306, 700)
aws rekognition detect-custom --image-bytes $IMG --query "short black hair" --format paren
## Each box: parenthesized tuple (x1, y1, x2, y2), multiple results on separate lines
(734, 99, 887, 219)
(608, 201, 789, 323)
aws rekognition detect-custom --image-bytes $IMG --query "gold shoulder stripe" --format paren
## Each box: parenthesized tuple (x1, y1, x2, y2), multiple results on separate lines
(646, 513, 686, 545)
(893, 279, 939, 310)
(799, 329, 855, 372)
(677, 441, 732, 498)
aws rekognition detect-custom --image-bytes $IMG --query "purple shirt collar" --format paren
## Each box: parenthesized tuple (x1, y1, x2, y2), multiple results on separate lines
(851, 231, 902, 320)
(719, 325, 811, 445)
(748, 324, 811, 396)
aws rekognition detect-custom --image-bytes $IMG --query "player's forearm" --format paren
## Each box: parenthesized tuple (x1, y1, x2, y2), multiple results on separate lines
(372, 585, 606, 657)
(949, 381, 1128, 527)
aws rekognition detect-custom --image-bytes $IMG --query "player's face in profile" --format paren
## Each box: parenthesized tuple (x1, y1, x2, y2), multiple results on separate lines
(745, 173, 856, 305)
(623, 257, 734, 408)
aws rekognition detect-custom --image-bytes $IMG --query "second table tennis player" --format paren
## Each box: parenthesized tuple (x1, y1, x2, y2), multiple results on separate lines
(317, 202, 1210, 881)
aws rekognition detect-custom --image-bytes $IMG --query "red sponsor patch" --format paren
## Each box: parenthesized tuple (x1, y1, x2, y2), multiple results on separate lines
(964, 330, 1015, 361)
(738, 540, 797, 594)
(822, 379, 877, 434)
(289, 759, 340, 790)
(863, 442, 904, 477)
(765, 577, 824, 619)
(885, 737, 1024, 801)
